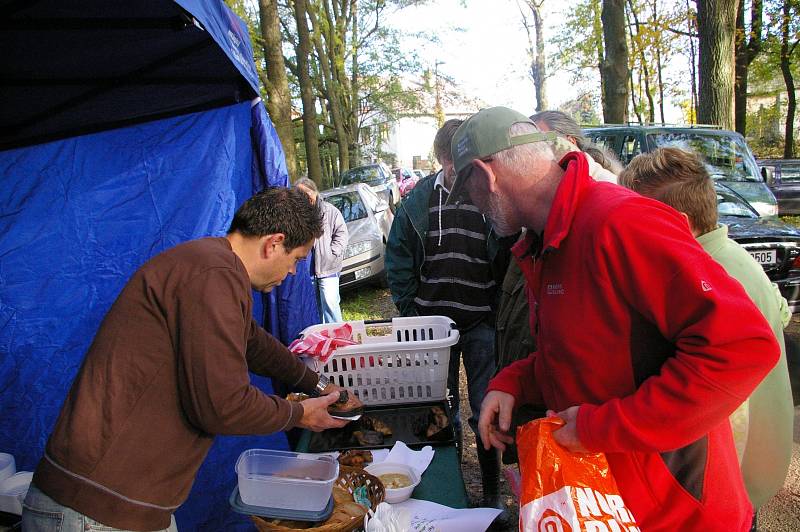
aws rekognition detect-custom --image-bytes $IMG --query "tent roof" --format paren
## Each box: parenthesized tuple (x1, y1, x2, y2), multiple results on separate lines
(0, 0, 261, 151)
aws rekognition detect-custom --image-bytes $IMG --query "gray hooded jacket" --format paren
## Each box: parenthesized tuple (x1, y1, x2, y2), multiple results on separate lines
(314, 199, 349, 277)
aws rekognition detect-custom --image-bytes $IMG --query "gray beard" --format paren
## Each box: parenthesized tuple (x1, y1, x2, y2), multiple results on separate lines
(487, 193, 519, 237)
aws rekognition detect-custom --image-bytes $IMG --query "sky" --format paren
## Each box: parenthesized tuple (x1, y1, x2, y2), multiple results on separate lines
(387, 0, 685, 122)
(389, 0, 559, 113)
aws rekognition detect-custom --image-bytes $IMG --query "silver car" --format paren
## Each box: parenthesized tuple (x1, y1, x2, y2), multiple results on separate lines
(321, 183, 394, 290)
(337, 163, 401, 208)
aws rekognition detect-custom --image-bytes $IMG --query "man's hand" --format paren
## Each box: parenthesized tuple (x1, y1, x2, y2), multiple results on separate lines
(548, 406, 589, 453)
(297, 392, 350, 431)
(478, 390, 516, 451)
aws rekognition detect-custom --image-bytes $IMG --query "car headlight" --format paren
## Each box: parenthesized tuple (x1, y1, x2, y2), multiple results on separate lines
(345, 240, 377, 259)
(750, 201, 778, 217)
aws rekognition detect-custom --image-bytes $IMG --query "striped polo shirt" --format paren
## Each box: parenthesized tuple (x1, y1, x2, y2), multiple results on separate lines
(414, 174, 496, 329)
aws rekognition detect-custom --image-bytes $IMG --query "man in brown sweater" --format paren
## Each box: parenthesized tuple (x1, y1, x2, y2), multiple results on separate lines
(22, 187, 350, 532)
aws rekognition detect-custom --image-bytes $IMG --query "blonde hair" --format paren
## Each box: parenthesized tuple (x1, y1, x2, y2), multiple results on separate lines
(619, 147, 718, 234)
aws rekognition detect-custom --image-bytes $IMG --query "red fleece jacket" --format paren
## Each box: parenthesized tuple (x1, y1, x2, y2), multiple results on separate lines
(489, 152, 779, 531)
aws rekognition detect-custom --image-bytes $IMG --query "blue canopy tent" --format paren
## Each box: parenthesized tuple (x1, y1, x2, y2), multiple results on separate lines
(0, 1, 318, 529)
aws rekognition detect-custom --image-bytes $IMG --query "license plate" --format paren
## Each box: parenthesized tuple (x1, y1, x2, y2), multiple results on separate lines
(749, 249, 777, 265)
(354, 266, 372, 280)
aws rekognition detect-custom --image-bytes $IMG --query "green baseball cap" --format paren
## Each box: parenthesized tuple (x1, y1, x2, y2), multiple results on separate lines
(447, 106, 556, 204)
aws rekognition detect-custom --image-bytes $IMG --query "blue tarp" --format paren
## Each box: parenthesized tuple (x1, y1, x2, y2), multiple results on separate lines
(0, 1, 319, 530)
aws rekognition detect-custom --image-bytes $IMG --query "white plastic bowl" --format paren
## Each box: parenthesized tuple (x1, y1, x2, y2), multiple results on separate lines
(365, 462, 420, 504)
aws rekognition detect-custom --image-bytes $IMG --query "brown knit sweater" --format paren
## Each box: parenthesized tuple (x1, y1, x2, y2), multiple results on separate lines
(33, 237, 318, 530)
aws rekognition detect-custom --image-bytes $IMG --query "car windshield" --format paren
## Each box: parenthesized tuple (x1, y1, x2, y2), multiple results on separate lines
(325, 191, 368, 222)
(648, 132, 761, 183)
(716, 183, 758, 219)
(339, 166, 384, 186)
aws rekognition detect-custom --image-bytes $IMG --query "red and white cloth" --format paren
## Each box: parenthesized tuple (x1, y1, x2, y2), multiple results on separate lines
(288, 323, 359, 363)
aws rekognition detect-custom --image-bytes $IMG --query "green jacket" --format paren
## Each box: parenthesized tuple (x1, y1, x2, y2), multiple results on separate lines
(697, 224, 793, 508)
(384, 172, 512, 317)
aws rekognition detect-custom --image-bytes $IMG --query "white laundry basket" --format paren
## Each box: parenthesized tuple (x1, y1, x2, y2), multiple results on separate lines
(298, 316, 459, 405)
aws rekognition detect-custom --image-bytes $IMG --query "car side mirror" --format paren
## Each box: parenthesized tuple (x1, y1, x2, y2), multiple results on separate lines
(761, 166, 775, 185)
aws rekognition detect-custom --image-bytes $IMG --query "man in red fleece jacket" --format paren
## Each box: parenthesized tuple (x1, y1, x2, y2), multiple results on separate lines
(447, 107, 780, 531)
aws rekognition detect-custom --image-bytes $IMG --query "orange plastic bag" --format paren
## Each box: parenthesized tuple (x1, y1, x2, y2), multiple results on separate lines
(517, 417, 640, 532)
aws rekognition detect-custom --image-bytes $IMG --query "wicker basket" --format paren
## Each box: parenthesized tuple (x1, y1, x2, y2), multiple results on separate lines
(251, 467, 385, 532)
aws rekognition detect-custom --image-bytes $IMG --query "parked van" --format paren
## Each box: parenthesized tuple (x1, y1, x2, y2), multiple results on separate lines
(583, 125, 778, 217)
(757, 158, 800, 215)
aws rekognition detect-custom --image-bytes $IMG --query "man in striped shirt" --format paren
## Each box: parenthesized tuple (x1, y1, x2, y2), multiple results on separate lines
(385, 119, 512, 517)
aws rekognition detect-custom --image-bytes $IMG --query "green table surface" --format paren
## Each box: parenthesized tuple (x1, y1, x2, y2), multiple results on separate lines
(295, 431, 470, 509)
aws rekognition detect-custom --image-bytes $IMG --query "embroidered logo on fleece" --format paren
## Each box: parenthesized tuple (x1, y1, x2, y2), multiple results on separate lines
(546, 283, 565, 295)
(701, 280, 712, 292)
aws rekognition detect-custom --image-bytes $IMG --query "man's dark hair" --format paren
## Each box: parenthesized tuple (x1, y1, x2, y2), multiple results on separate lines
(228, 187, 323, 249)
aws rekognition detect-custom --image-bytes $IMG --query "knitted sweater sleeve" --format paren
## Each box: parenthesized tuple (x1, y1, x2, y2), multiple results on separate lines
(577, 202, 780, 454)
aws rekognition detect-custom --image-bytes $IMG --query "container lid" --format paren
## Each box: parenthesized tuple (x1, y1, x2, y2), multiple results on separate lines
(228, 485, 334, 522)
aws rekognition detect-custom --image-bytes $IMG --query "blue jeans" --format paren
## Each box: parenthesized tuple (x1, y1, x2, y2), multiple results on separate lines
(446, 321, 496, 439)
(22, 483, 178, 532)
(315, 275, 342, 323)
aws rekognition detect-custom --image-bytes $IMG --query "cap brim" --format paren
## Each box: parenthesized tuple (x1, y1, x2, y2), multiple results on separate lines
(444, 165, 472, 206)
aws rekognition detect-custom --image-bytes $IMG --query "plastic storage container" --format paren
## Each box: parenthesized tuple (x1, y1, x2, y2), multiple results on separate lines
(235, 449, 338, 512)
(298, 316, 459, 405)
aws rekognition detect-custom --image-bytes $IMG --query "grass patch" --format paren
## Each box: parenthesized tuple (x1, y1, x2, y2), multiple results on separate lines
(341, 286, 394, 321)
(781, 215, 800, 227)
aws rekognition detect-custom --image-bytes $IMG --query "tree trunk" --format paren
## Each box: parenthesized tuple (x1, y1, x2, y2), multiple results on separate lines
(627, 0, 654, 123)
(308, 1, 350, 173)
(293, 0, 323, 185)
(520, 1, 548, 112)
(780, 0, 796, 158)
(651, 0, 666, 123)
(591, 0, 606, 112)
(696, 0, 737, 129)
(258, 0, 298, 181)
(533, 4, 547, 111)
(734, 0, 762, 134)
(630, 65, 642, 124)
(687, 0, 698, 122)
(348, 0, 360, 163)
(601, 0, 629, 123)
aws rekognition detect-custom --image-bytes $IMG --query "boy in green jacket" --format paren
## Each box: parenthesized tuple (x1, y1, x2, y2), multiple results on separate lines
(620, 147, 793, 517)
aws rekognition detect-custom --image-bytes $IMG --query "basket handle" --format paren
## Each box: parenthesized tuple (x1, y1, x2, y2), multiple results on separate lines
(365, 318, 456, 328)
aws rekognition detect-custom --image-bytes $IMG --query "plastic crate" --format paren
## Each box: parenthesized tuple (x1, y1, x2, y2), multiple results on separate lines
(298, 316, 459, 405)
